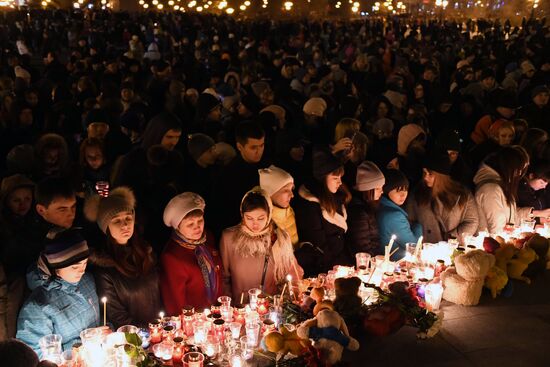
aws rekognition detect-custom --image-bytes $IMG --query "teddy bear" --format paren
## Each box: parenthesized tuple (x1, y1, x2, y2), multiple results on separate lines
(484, 266, 508, 298)
(333, 277, 362, 322)
(264, 324, 310, 357)
(297, 303, 360, 366)
(494, 243, 515, 272)
(523, 234, 549, 277)
(441, 250, 495, 306)
(507, 247, 538, 284)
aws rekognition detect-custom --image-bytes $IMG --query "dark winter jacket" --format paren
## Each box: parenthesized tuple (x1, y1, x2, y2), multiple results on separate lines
(89, 248, 161, 329)
(345, 195, 380, 256)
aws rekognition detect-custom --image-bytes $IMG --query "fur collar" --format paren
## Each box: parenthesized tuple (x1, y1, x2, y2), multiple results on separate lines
(89, 249, 118, 268)
(298, 185, 348, 232)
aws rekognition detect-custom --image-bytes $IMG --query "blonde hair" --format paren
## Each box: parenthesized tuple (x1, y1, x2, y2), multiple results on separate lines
(334, 118, 361, 142)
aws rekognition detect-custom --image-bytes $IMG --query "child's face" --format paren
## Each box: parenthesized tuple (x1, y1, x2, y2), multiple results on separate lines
(85, 146, 104, 170)
(388, 188, 408, 206)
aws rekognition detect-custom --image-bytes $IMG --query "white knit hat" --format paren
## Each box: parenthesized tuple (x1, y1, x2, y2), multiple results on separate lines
(163, 192, 206, 229)
(303, 97, 327, 117)
(355, 161, 385, 192)
(258, 165, 294, 197)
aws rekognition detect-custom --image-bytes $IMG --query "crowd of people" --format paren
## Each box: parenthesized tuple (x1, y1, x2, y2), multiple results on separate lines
(1, 9, 550, 361)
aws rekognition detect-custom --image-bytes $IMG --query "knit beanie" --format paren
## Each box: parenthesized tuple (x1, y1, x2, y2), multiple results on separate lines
(355, 161, 385, 192)
(397, 124, 425, 156)
(303, 97, 327, 117)
(259, 165, 294, 197)
(382, 169, 409, 193)
(531, 85, 550, 99)
(163, 192, 206, 229)
(312, 149, 342, 180)
(43, 229, 89, 270)
(84, 187, 136, 234)
(188, 133, 216, 161)
(424, 153, 452, 176)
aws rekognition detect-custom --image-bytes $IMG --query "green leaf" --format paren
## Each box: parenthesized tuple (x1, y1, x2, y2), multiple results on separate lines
(125, 332, 143, 347)
(124, 344, 140, 359)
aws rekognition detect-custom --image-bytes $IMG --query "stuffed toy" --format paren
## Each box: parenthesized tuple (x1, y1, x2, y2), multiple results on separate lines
(494, 244, 515, 272)
(297, 306, 360, 366)
(484, 266, 508, 298)
(507, 247, 538, 284)
(441, 250, 495, 306)
(333, 277, 362, 322)
(363, 304, 405, 337)
(483, 237, 500, 254)
(310, 287, 328, 315)
(264, 324, 310, 357)
(524, 235, 549, 277)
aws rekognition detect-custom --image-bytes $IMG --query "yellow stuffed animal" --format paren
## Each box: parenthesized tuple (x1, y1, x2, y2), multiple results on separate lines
(494, 244, 515, 272)
(484, 266, 508, 298)
(507, 247, 538, 284)
(264, 324, 310, 357)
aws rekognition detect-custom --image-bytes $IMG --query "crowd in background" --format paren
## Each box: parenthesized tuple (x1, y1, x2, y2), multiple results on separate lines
(1, 9, 550, 362)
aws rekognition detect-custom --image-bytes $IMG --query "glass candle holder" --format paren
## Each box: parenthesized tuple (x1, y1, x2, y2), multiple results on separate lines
(220, 305, 233, 323)
(355, 252, 371, 273)
(153, 341, 174, 362)
(203, 335, 219, 359)
(163, 325, 176, 341)
(213, 319, 225, 341)
(182, 351, 205, 367)
(256, 293, 269, 315)
(170, 315, 182, 330)
(218, 296, 232, 308)
(229, 322, 242, 340)
(116, 325, 139, 334)
(183, 312, 195, 337)
(210, 301, 222, 315)
(148, 321, 163, 344)
(39, 334, 63, 364)
(230, 353, 245, 367)
(417, 278, 429, 299)
(193, 320, 209, 345)
(425, 283, 444, 311)
(244, 321, 260, 347)
(248, 288, 261, 310)
(173, 336, 185, 362)
(381, 272, 394, 290)
(239, 336, 254, 360)
(262, 319, 275, 335)
(182, 305, 195, 316)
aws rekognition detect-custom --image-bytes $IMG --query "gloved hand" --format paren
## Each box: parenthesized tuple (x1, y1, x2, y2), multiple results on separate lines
(308, 326, 350, 347)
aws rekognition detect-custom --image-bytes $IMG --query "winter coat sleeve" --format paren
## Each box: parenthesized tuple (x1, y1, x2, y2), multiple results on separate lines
(378, 208, 422, 260)
(451, 194, 480, 238)
(94, 271, 133, 328)
(16, 296, 54, 354)
(475, 183, 509, 233)
(0, 265, 7, 341)
(159, 252, 189, 316)
(346, 204, 379, 255)
(219, 231, 234, 299)
(294, 201, 326, 253)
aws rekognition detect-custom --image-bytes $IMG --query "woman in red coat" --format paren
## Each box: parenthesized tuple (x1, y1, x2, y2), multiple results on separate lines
(160, 192, 223, 315)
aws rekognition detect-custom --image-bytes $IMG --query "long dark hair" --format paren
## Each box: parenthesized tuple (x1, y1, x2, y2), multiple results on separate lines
(309, 166, 351, 215)
(484, 146, 529, 205)
(105, 231, 155, 278)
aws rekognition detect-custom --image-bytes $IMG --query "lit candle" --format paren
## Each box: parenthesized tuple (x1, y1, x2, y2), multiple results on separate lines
(286, 274, 293, 300)
(424, 283, 444, 311)
(385, 234, 396, 262)
(101, 297, 107, 326)
(159, 311, 165, 321)
(172, 336, 184, 361)
(230, 354, 244, 367)
(414, 236, 423, 259)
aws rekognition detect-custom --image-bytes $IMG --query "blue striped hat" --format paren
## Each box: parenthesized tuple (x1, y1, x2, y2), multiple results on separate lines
(43, 229, 89, 270)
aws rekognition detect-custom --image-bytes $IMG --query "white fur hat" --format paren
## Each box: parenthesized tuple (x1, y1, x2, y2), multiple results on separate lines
(163, 192, 206, 229)
(258, 165, 294, 197)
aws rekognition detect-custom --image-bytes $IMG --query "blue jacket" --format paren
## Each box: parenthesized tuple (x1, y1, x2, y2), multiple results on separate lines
(377, 196, 423, 261)
(16, 273, 99, 355)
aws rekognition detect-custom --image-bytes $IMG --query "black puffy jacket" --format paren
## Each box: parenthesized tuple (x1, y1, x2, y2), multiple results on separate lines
(345, 195, 381, 257)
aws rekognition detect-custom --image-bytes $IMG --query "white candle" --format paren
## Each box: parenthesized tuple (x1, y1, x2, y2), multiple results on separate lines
(286, 274, 293, 300)
(414, 236, 423, 259)
(385, 234, 396, 262)
(101, 297, 107, 326)
(159, 311, 164, 320)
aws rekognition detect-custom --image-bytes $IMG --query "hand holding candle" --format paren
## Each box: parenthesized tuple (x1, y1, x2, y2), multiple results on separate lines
(101, 297, 107, 326)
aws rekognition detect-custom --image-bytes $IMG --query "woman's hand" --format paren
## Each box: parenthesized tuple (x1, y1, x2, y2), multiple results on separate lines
(331, 138, 353, 154)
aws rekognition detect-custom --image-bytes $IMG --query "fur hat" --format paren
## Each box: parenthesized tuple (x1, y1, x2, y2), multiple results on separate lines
(163, 192, 206, 229)
(261, 105, 286, 127)
(532, 85, 550, 99)
(259, 165, 294, 197)
(355, 161, 385, 192)
(303, 97, 327, 117)
(187, 133, 215, 161)
(0, 174, 34, 205)
(84, 187, 136, 234)
(397, 124, 425, 156)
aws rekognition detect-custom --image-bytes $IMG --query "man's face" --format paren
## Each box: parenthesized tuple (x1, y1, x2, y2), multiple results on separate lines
(36, 195, 77, 228)
(161, 129, 182, 151)
(87, 122, 110, 140)
(481, 76, 495, 90)
(237, 137, 265, 164)
(533, 92, 549, 107)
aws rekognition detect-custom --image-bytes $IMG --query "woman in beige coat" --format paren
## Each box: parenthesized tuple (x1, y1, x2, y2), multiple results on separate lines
(220, 187, 303, 301)
(408, 154, 479, 243)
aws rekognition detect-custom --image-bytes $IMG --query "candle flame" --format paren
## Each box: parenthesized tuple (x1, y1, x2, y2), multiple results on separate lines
(159, 311, 164, 319)
(286, 274, 292, 281)
(391, 234, 397, 240)
(101, 297, 107, 303)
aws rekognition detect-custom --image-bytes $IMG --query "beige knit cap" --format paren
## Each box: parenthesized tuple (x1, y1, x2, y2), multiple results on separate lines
(84, 187, 136, 233)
